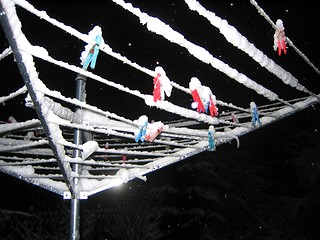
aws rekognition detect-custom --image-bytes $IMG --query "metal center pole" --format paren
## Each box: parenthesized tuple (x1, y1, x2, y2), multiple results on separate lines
(70, 74, 87, 240)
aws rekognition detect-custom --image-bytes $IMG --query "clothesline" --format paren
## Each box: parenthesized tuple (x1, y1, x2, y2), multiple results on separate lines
(249, 0, 320, 76)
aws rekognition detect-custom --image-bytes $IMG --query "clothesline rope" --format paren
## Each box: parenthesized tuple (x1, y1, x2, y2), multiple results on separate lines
(249, 0, 320, 76)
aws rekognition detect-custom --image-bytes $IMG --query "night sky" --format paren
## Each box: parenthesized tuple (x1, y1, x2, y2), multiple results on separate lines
(1, 0, 320, 239)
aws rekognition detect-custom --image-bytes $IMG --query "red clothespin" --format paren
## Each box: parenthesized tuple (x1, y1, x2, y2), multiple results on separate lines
(145, 122, 164, 142)
(274, 19, 287, 56)
(277, 33, 287, 56)
(7, 116, 17, 123)
(209, 98, 218, 117)
(191, 89, 206, 113)
(231, 113, 239, 123)
(122, 147, 128, 161)
(153, 73, 161, 102)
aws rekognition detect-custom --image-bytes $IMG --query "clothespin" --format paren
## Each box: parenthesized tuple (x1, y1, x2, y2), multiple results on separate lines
(83, 35, 102, 70)
(274, 19, 287, 56)
(122, 147, 128, 161)
(208, 125, 216, 151)
(7, 116, 17, 123)
(153, 73, 161, 102)
(135, 120, 148, 142)
(145, 121, 164, 142)
(231, 113, 239, 123)
(153, 66, 172, 102)
(103, 142, 109, 161)
(189, 77, 207, 114)
(250, 102, 262, 128)
(191, 89, 206, 113)
(209, 97, 219, 117)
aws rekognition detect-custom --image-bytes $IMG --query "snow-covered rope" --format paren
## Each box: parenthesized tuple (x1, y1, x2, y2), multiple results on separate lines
(43, 97, 74, 122)
(258, 96, 308, 111)
(185, 0, 318, 99)
(217, 100, 250, 113)
(27, 44, 248, 127)
(42, 82, 246, 143)
(0, 139, 48, 152)
(170, 82, 251, 113)
(25, 46, 147, 101)
(0, 159, 56, 166)
(249, 0, 320, 77)
(145, 95, 247, 126)
(111, 0, 295, 108)
(11, 0, 155, 76)
(42, 70, 249, 131)
(0, 155, 56, 163)
(3, 0, 290, 128)
(11, 0, 253, 115)
(0, 46, 12, 61)
(8, 0, 290, 114)
(57, 137, 182, 158)
(48, 112, 203, 149)
(0, 85, 27, 104)
(19, 0, 282, 117)
(42, 88, 137, 127)
(6, 1, 140, 77)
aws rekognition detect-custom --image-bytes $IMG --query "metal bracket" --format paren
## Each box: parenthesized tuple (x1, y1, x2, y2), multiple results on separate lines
(64, 191, 88, 200)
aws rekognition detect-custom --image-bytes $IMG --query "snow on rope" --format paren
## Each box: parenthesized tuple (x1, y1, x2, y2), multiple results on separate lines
(111, 0, 295, 108)
(184, 0, 318, 99)
(11, 0, 251, 115)
(0, 46, 12, 61)
(0, 85, 27, 104)
(28, 46, 224, 126)
(1, 0, 241, 161)
(249, 0, 320, 77)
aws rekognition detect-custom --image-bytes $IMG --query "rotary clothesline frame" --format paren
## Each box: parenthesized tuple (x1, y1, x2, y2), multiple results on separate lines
(1, 1, 319, 240)
(0, 0, 319, 200)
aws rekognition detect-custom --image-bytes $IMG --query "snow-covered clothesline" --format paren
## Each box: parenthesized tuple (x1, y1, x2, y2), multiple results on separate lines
(0, 138, 48, 152)
(0, 0, 296, 154)
(0, 46, 12, 61)
(40, 84, 222, 139)
(10, 0, 295, 127)
(15, 0, 296, 118)
(2, 0, 312, 151)
(11, 0, 255, 117)
(249, 0, 320, 76)
(48, 111, 204, 150)
(184, 0, 318, 100)
(27, 43, 248, 128)
(0, 85, 27, 104)
(111, 0, 296, 108)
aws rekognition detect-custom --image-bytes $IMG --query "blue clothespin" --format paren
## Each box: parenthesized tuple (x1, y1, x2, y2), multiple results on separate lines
(135, 121, 148, 142)
(83, 35, 102, 70)
(250, 102, 262, 128)
(208, 126, 215, 151)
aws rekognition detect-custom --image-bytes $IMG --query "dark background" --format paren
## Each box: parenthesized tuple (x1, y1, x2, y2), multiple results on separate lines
(1, 0, 320, 239)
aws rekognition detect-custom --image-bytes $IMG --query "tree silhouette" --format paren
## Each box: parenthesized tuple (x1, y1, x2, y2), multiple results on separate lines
(0, 203, 70, 240)
(98, 200, 164, 240)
